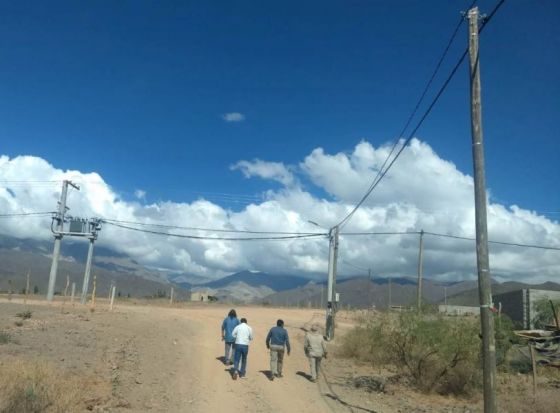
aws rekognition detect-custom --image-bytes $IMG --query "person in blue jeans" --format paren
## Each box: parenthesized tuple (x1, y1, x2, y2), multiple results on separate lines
(221, 309, 240, 365)
(231, 318, 253, 379)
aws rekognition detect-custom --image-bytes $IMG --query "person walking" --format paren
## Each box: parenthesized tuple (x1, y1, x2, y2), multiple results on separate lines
(231, 317, 253, 379)
(304, 324, 327, 383)
(265, 319, 291, 381)
(221, 309, 240, 365)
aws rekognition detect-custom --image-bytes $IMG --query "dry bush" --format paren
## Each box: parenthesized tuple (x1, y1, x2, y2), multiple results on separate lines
(15, 310, 32, 320)
(339, 312, 482, 395)
(0, 359, 85, 413)
(390, 313, 481, 394)
(337, 317, 394, 365)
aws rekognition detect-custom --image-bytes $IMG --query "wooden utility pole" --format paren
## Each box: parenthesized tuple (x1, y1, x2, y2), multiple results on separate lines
(416, 230, 424, 312)
(468, 7, 497, 413)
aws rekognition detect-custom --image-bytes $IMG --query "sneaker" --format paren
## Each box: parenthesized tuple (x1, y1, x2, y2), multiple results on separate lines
(232, 371, 238, 380)
(277, 373, 283, 378)
(240, 375, 247, 379)
(310, 378, 317, 383)
(269, 375, 275, 381)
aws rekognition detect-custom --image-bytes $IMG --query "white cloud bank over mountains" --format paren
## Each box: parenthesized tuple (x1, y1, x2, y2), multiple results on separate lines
(1, 139, 558, 283)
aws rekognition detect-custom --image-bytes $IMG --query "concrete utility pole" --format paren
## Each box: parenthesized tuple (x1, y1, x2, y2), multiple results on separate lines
(47, 180, 79, 301)
(80, 220, 101, 305)
(416, 229, 424, 312)
(468, 7, 497, 413)
(325, 226, 339, 340)
(81, 235, 95, 304)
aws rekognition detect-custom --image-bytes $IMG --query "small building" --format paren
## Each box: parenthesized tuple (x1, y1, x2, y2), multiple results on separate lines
(493, 289, 560, 329)
(190, 290, 210, 302)
(439, 305, 479, 316)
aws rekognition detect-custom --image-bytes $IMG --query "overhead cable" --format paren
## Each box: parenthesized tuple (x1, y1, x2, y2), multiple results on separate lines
(0, 211, 55, 218)
(103, 220, 327, 241)
(336, 0, 506, 230)
(100, 218, 324, 236)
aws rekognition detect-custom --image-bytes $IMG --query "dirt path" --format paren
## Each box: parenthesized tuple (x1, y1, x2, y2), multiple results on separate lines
(178, 306, 334, 413)
(0, 300, 339, 412)
(3, 298, 555, 413)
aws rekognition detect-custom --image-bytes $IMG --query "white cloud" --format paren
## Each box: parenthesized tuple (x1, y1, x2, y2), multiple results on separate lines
(231, 159, 296, 187)
(222, 112, 245, 122)
(134, 189, 146, 200)
(1, 139, 559, 284)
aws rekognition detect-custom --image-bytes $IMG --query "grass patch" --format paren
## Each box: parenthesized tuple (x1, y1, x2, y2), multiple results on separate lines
(0, 359, 86, 413)
(16, 310, 32, 320)
(0, 331, 12, 345)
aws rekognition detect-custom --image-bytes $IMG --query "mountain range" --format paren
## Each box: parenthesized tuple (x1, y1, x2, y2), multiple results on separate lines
(1, 233, 558, 306)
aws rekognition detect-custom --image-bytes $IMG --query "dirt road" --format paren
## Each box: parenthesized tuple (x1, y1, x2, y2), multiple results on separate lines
(0, 300, 342, 412)
(2, 298, 556, 413)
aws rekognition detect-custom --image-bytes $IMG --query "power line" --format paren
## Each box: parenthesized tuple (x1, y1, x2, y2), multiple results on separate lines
(340, 231, 419, 236)
(0, 211, 55, 218)
(100, 218, 324, 236)
(336, 0, 506, 229)
(1, 211, 556, 250)
(339, 259, 369, 273)
(341, 230, 560, 251)
(423, 231, 560, 252)
(398, 0, 478, 140)
(102, 220, 327, 241)
(0, 180, 61, 183)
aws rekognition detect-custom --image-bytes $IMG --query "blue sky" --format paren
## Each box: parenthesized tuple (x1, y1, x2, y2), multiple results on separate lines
(1, 0, 558, 212)
(0, 0, 559, 281)
(0, 1, 560, 211)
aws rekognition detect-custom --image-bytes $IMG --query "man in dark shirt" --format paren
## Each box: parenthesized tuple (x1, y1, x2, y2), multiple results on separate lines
(265, 319, 291, 381)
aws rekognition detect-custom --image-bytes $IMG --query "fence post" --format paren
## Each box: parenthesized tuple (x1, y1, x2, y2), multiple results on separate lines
(90, 275, 97, 311)
(70, 282, 76, 306)
(110, 285, 116, 311)
(24, 272, 30, 305)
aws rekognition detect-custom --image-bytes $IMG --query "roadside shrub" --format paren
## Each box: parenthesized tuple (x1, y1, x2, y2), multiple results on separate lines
(0, 360, 85, 413)
(339, 312, 481, 395)
(532, 299, 560, 329)
(338, 322, 392, 364)
(389, 313, 481, 394)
